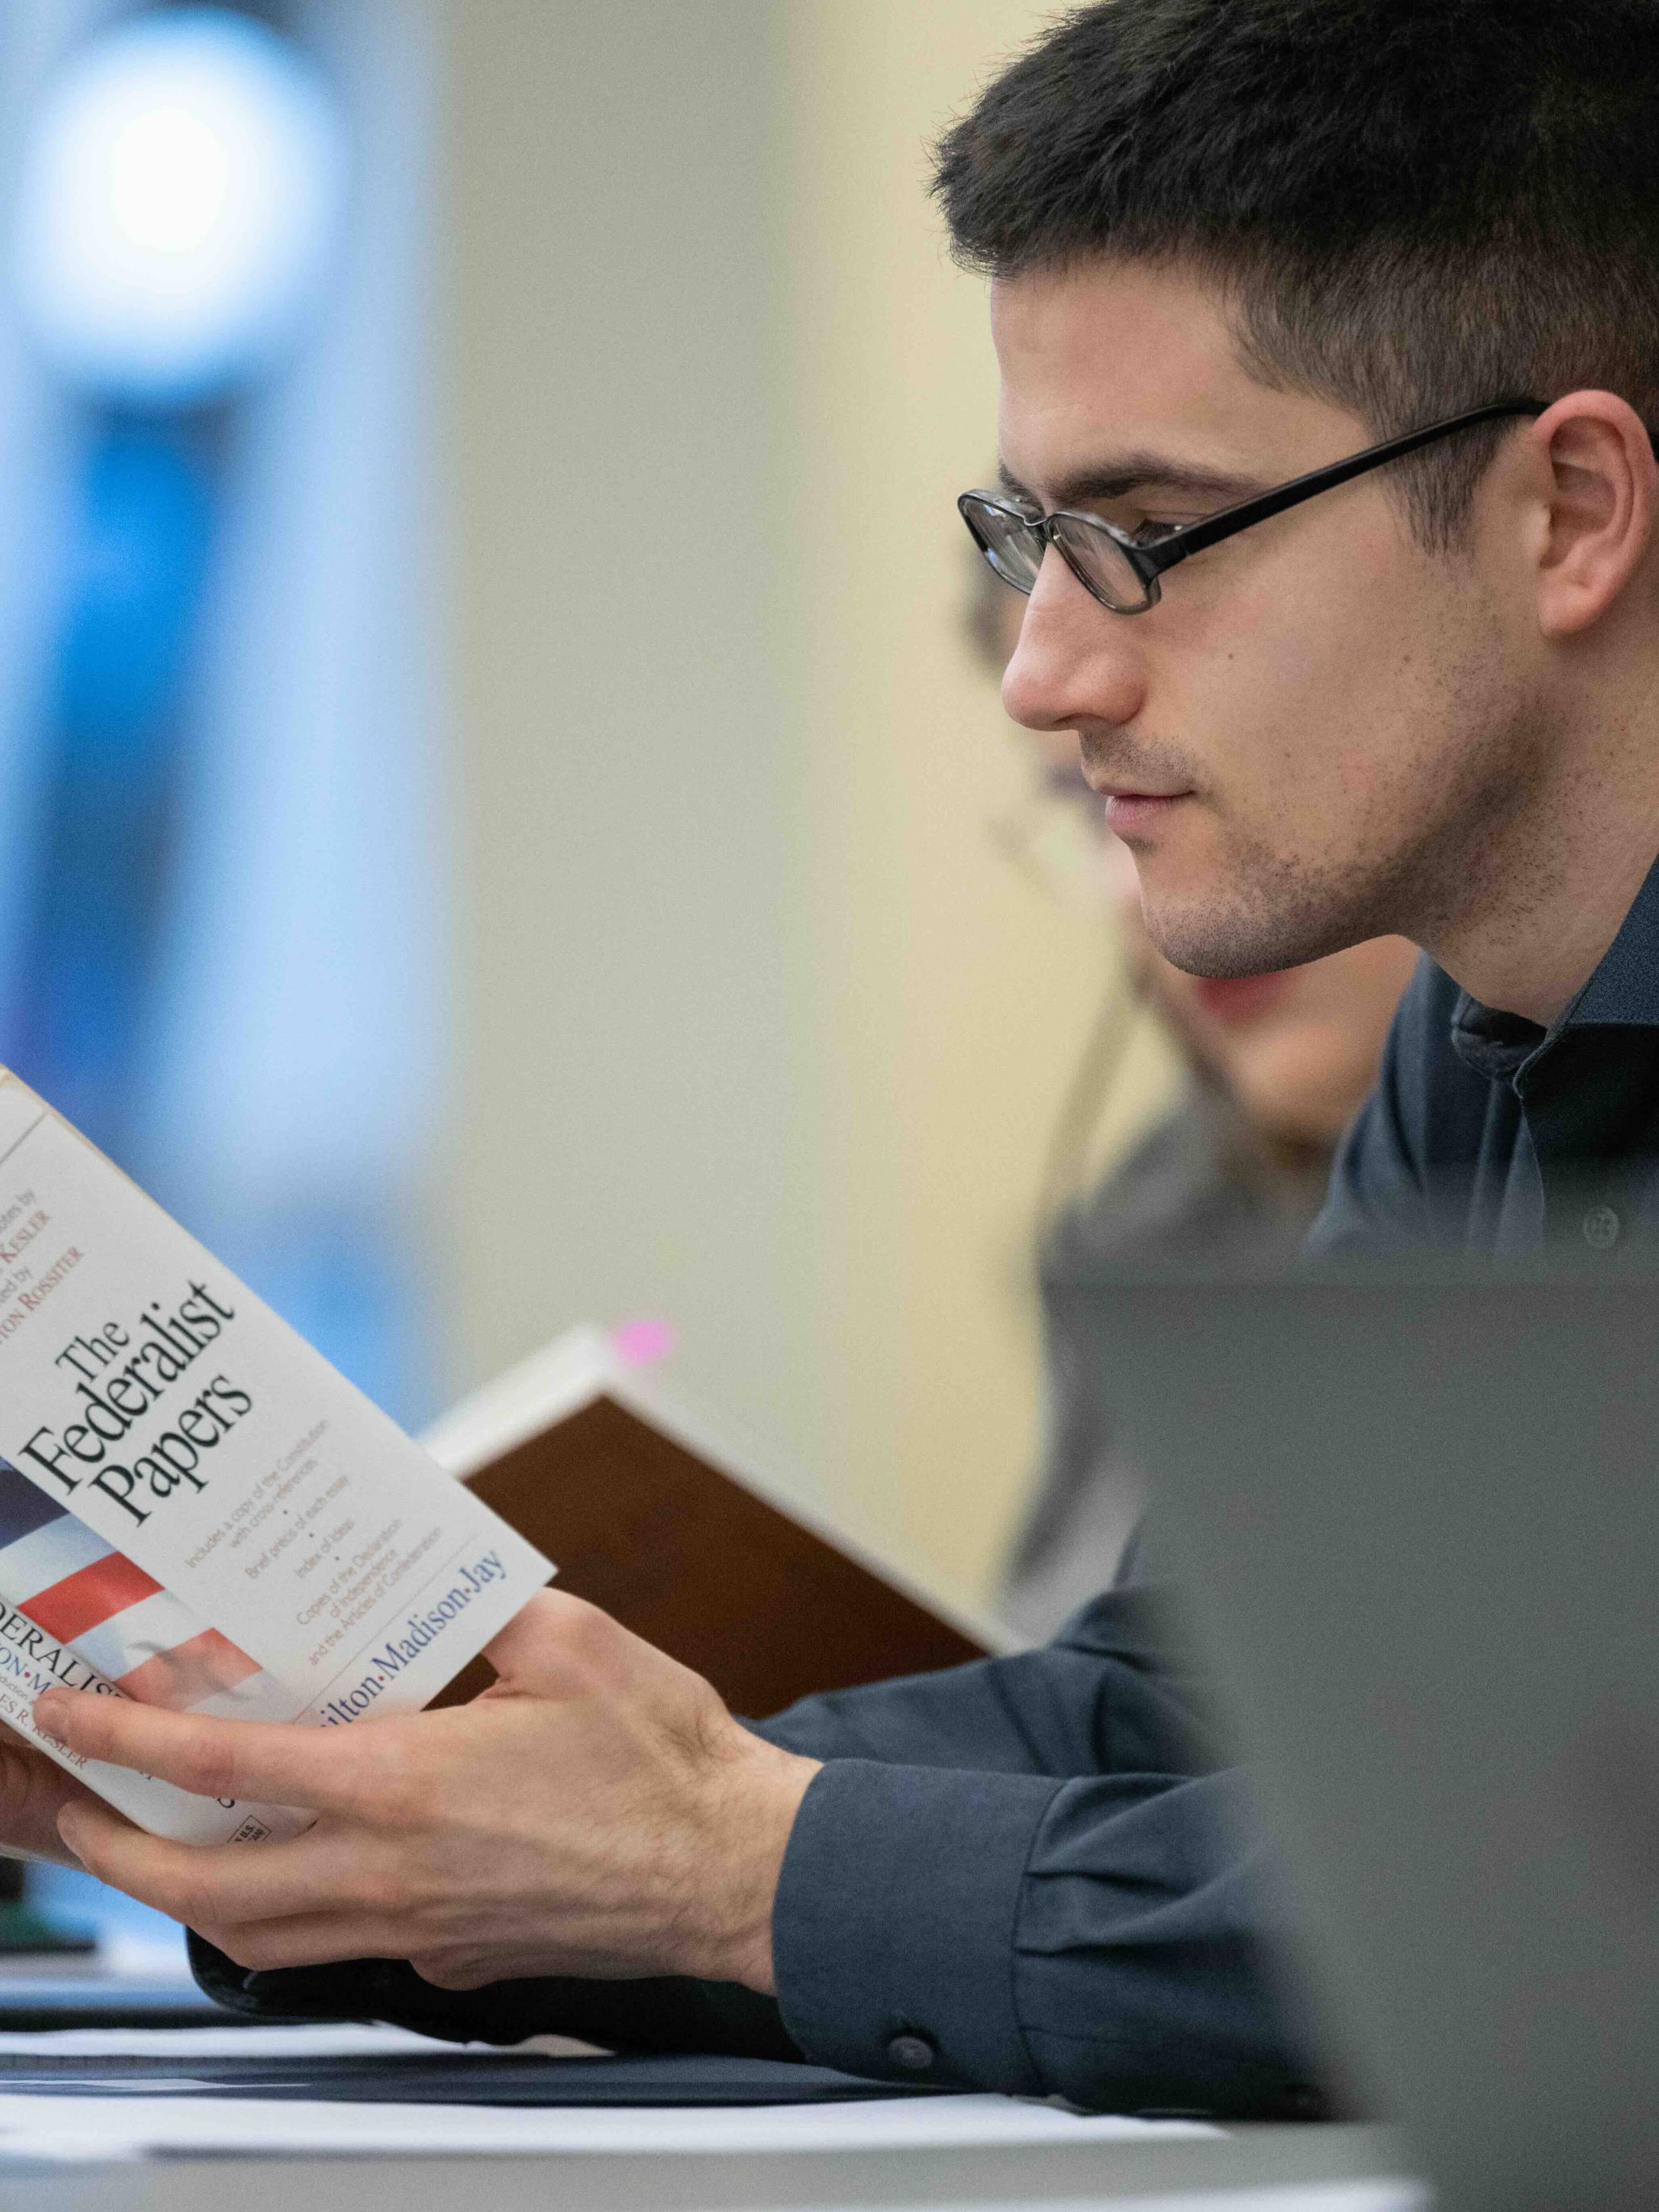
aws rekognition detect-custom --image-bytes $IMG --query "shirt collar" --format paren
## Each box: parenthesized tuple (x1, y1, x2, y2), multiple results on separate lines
(1569, 847, 1659, 1026)
(1448, 845, 1659, 1083)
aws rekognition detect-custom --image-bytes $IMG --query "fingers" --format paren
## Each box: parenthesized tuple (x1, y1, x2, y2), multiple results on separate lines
(56, 1797, 381, 1930)
(0, 1714, 46, 1760)
(194, 1910, 421, 1973)
(0, 1738, 101, 1866)
(34, 1691, 360, 1817)
(409, 1952, 491, 1991)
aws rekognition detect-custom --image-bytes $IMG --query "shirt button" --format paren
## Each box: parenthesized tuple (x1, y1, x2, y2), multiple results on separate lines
(1283, 2084, 1328, 2121)
(886, 2032, 936, 2072)
(1583, 1206, 1622, 1250)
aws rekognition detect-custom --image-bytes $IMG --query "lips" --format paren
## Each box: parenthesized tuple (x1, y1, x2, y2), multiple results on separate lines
(1102, 791, 1189, 836)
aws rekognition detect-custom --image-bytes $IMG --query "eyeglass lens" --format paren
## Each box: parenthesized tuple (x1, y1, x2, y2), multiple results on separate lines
(962, 497, 1151, 613)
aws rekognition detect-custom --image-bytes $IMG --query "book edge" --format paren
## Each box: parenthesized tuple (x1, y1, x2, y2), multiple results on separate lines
(422, 1329, 1016, 1657)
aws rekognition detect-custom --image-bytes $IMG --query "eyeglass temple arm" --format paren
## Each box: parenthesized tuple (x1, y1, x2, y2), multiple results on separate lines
(1147, 401, 1555, 574)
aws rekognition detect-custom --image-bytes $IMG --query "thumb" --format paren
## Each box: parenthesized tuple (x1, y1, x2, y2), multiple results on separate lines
(481, 1588, 707, 1709)
(481, 1587, 630, 1689)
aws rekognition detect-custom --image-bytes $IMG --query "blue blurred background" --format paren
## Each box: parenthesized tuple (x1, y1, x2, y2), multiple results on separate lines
(0, 0, 440, 1962)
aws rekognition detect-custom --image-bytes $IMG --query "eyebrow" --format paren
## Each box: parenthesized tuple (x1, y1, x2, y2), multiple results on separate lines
(996, 450, 1269, 513)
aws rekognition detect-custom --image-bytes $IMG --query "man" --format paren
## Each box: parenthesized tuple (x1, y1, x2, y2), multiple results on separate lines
(8, 0, 1659, 2116)
(969, 561, 1419, 1635)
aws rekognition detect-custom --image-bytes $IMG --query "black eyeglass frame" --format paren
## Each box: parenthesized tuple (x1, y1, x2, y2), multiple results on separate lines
(959, 399, 1565, 616)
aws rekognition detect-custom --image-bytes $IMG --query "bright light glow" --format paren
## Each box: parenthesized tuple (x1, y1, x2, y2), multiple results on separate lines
(14, 9, 344, 403)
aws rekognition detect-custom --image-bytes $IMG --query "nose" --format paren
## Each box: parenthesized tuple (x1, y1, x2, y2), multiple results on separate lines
(1000, 545, 1148, 737)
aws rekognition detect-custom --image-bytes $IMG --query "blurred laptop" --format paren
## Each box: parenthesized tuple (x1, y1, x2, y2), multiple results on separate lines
(1076, 1268, 1659, 2212)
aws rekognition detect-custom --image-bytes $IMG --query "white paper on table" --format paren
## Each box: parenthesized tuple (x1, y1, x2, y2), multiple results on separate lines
(0, 2022, 602, 2060)
(0, 2086, 1223, 2161)
(1121, 2194, 1421, 2212)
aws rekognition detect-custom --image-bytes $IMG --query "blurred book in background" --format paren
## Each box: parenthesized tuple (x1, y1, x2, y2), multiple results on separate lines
(426, 1326, 1002, 1719)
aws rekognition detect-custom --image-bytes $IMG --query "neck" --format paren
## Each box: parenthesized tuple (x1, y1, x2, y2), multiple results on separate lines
(1418, 688, 1659, 1026)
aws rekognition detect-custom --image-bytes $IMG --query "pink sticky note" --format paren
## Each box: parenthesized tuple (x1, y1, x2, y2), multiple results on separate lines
(612, 1315, 677, 1368)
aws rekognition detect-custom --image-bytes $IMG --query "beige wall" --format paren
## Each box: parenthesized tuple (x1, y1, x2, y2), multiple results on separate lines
(445, 1, 1178, 1607)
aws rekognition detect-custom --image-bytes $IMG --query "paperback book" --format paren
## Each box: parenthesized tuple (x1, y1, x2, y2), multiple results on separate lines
(0, 1071, 550, 1845)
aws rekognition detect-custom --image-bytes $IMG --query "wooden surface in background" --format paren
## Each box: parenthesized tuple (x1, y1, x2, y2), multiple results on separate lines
(429, 1394, 986, 1715)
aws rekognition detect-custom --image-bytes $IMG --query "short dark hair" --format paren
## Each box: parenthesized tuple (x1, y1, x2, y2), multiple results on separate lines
(931, 0, 1659, 546)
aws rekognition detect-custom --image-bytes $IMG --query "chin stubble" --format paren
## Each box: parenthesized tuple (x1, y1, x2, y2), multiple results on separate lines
(1139, 664, 1558, 983)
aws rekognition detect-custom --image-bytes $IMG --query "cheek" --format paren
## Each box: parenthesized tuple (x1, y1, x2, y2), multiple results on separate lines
(1162, 536, 1439, 824)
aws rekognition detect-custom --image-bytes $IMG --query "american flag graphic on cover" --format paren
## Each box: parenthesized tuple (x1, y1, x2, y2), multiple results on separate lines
(0, 1455, 279, 1716)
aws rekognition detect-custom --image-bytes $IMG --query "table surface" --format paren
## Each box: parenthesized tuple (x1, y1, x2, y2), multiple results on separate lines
(10, 2122, 1418, 2212)
(0, 1960, 1421, 2212)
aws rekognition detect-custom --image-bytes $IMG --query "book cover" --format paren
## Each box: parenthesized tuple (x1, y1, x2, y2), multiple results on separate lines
(0, 1071, 551, 1845)
(423, 1329, 1002, 1717)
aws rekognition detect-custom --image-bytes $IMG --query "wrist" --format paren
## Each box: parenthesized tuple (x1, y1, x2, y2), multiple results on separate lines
(686, 1734, 820, 1993)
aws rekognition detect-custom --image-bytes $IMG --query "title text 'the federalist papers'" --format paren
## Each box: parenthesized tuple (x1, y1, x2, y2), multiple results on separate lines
(18, 1281, 254, 1527)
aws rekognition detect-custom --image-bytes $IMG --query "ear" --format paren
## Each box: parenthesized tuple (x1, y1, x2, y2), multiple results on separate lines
(1526, 392, 1657, 638)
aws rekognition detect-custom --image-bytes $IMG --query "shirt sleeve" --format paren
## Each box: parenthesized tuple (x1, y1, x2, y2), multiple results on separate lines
(189, 1567, 1325, 2115)
(750, 1570, 1323, 2112)
(767, 1756, 1316, 2113)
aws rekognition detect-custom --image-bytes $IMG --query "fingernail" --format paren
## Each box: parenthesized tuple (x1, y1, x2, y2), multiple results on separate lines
(34, 1697, 68, 1745)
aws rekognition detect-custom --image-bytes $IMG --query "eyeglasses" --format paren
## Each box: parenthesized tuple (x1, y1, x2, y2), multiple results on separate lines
(959, 399, 1552, 617)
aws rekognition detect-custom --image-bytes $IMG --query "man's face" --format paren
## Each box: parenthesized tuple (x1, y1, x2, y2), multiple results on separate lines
(992, 259, 1548, 977)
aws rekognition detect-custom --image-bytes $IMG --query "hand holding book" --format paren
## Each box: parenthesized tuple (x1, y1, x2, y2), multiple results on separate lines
(0, 1715, 94, 1867)
(37, 1589, 821, 1994)
(0, 1066, 978, 1978)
